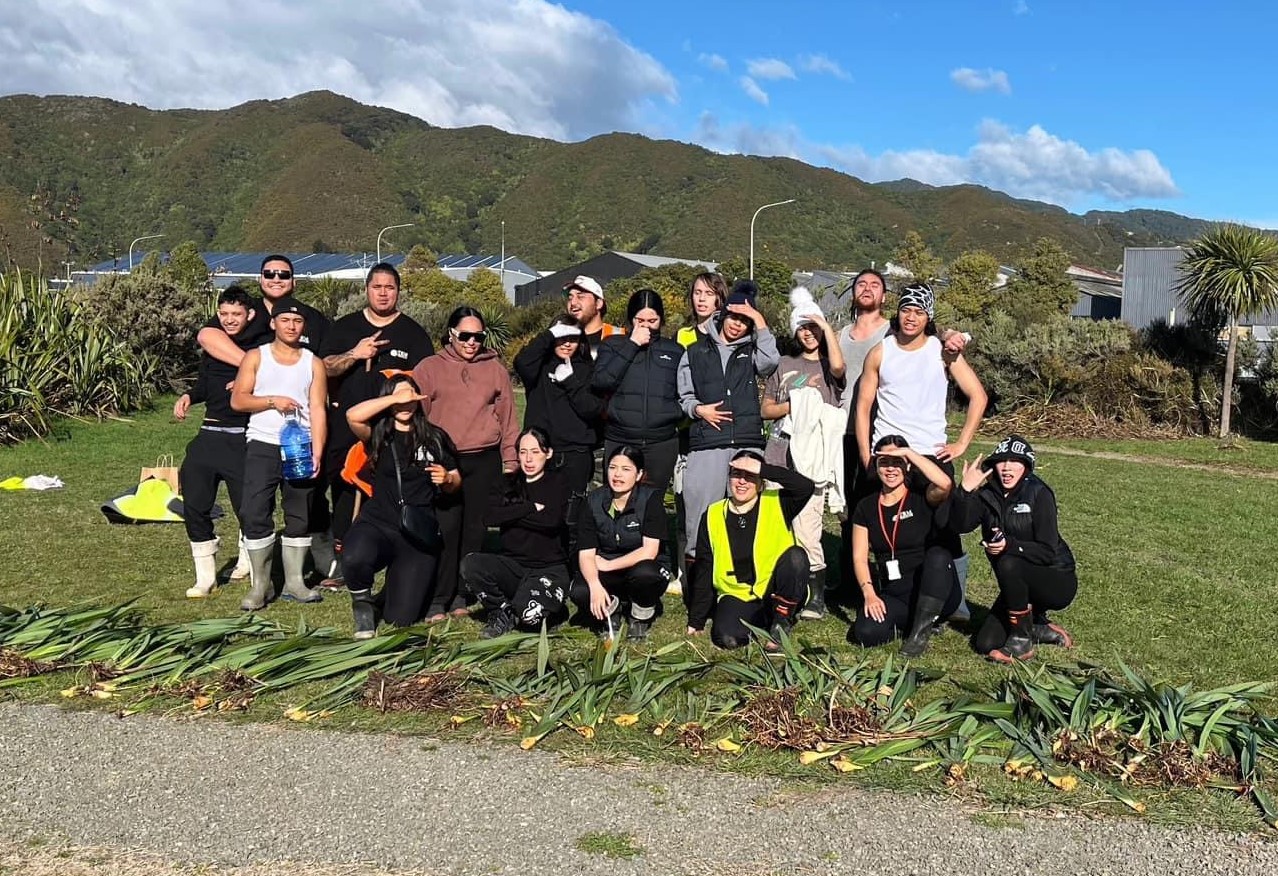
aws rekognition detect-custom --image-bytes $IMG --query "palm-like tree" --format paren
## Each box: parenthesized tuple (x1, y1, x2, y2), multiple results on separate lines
(1176, 224, 1278, 437)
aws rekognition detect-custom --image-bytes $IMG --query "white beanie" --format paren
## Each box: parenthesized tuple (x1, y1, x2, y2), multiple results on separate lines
(788, 285, 825, 335)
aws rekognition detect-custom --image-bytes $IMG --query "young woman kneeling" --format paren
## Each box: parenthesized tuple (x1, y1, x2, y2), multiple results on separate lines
(460, 428, 571, 638)
(686, 449, 815, 650)
(952, 435, 1077, 663)
(343, 372, 461, 637)
(850, 435, 960, 656)
(570, 445, 672, 641)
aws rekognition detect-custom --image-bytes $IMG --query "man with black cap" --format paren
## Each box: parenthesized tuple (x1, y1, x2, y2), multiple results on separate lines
(684, 448, 814, 648)
(676, 279, 780, 589)
(563, 275, 625, 352)
(230, 296, 329, 611)
(953, 435, 1078, 663)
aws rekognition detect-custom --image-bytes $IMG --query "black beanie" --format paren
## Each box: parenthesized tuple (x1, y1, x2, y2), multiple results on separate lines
(984, 435, 1036, 472)
(726, 279, 759, 308)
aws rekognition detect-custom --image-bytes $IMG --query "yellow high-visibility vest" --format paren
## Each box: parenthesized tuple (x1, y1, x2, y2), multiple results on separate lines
(706, 491, 794, 602)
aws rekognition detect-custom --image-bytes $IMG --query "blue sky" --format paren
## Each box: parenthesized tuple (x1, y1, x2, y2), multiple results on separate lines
(2, 0, 1273, 225)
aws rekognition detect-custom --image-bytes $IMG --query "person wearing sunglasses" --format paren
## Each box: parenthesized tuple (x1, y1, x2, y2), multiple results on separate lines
(412, 306, 519, 620)
(849, 434, 961, 657)
(684, 449, 814, 650)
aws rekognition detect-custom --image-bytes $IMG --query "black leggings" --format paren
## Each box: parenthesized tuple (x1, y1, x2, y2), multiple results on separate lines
(432, 447, 504, 615)
(179, 429, 246, 543)
(973, 556, 1078, 653)
(853, 546, 960, 647)
(711, 545, 810, 649)
(460, 553, 571, 629)
(554, 447, 596, 497)
(240, 439, 313, 540)
(342, 516, 438, 627)
(569, 559, 670, 628)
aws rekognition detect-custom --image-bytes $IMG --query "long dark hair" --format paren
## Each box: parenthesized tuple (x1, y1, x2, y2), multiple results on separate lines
(367, 373, 447, 470)
(501, 426, 554, 505)
(443, 305, 486, 347)
(791, 320, 843, 396)
(626, 288, 665, 330)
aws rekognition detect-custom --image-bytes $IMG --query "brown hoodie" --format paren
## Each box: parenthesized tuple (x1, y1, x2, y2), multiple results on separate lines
(413, 345, 518, 467)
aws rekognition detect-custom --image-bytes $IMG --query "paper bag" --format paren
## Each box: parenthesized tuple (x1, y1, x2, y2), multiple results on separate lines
(140, 453, 181, 494)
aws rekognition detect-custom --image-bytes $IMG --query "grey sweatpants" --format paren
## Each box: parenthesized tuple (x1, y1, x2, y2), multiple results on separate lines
(681, 447, 738, 559)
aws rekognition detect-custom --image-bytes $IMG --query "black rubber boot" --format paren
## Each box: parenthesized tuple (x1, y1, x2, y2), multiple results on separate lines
(350, 589, 378, 640)
(799, 568, 827, 621)
(989, 606, 1036, 664)
(765, 594, 801, 651)
(900, 593, 948, 658)
(480, 606, 516, 639)
(1032, 612, 1074, 648)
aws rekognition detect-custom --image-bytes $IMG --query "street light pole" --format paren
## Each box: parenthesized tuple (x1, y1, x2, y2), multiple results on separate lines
(499, 220, 506, 290)
(128, 234, 163, 272)
(749, 199, 796, 280)
(376, 223, 413, 264)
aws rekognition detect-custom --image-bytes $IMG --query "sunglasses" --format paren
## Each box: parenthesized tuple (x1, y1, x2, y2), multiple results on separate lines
(875, 457, 905, 469)
(262, 269, 293, 280)
(728, 467, 760, 481)
(452, 329, 488, 344)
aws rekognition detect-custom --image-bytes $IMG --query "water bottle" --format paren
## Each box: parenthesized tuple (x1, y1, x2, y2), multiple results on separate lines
(280, 412, 314, 481)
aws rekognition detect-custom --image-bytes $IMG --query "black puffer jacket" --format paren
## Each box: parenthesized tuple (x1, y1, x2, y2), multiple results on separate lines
(591, 334, 684, 444)
(952, 474, 1075, 571)
(514, 330, 604, 452)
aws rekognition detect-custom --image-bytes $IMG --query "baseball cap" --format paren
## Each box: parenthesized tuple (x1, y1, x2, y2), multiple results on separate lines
(563, 275, 604, 301)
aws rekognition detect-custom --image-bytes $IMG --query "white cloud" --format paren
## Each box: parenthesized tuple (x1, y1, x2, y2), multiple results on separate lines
(697, 52, 728, 73)
(951, 67, 1013, 95)
(698, 117, 1178, 205)
(739, 76, 770, 106)
(1014, 0, 1030, 14)
(799, 53, 852, 82)
(0, 0, 677, 141)
(746, 58, 797, 81)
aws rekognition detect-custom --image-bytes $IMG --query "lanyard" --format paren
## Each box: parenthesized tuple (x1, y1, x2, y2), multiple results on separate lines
(876, 489, 908, 559)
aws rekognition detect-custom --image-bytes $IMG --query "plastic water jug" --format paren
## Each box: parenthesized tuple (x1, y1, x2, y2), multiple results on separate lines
(280, 412, 314, 481)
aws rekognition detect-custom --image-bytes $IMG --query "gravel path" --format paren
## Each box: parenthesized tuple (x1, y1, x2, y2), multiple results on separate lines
(1, 703, 1274, 875)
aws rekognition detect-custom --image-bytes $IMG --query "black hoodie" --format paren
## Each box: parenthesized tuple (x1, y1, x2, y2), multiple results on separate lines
(514, 330, 604, 452)
(952, 474, 1075, 571)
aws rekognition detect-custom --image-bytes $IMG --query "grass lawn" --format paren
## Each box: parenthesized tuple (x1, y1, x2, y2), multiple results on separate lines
(1033, 435, 1278, 472)
(3, 402, 1278, 829)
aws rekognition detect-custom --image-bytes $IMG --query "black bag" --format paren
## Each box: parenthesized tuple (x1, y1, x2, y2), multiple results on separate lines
(391, 443, 443, 553)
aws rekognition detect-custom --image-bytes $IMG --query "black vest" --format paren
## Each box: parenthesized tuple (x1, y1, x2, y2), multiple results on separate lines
(686, 335, 764, 451)
(979, 476, 1075, 571)
(586, 484, 659, 560)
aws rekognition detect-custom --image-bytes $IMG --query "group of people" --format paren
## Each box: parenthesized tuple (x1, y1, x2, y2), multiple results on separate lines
(175, 256, 1078, 662)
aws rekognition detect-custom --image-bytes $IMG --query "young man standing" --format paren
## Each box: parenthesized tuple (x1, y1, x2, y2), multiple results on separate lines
(318, 263, 433, 587)
(230, 297, 329, 611)
(563, 275, 624, 351)
(173, 286, 257, 598)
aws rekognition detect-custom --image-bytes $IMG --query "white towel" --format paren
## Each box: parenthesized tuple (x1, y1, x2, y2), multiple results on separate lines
(787, 387, 846, 514)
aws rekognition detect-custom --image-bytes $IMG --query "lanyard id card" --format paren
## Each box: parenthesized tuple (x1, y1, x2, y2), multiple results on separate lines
(884, 558, 902, 580)
(877, 490, 907, 582)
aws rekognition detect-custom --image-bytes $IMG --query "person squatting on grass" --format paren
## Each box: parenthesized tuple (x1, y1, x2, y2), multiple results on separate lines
(461, 427, 572, 639)
(686, 449, 815, 650)
(951, 435, 1077, 663)
(677, 279, 780, 587)
(761, 286, 847, 621)
(412, 306, 519, 620)
(342, 372, 461, 638)
(174, 286, 259, 599)
(318, 262, 433, 589)
(229, 296, 328, 611)
(850, 435, 962, 656)
(569, 445, 672, 641)
(855, 282, 986, 620)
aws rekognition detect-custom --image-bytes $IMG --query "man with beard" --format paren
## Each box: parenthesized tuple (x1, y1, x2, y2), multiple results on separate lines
(563, 275, 624, 352)
(317, 263, 434, 587)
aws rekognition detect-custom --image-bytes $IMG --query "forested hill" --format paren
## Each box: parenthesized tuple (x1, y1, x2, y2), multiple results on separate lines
(0, 90, 1219, 272)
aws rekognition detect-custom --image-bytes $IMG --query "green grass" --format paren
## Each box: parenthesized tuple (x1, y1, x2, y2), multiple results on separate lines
(1031, 435, 1278, 472)
(4, 403, 1278, 830)
(574, 830, 644, 859)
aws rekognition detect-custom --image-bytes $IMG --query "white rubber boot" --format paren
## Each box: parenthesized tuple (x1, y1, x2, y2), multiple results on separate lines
(240, 534, 275, 611)
(229, 531, 251, 581)
(185, 539, 220, 599)
(281, 536, 322, 603)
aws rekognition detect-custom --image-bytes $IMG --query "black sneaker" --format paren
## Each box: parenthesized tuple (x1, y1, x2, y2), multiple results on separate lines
(480, 608, 517, 639)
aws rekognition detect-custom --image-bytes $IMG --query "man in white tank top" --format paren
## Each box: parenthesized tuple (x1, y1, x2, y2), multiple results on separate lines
(854, 283, 987, 620)
(231, 297, 329, 611)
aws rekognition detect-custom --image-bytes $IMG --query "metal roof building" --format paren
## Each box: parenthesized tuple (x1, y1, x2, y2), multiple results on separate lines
(513, 250, 717, 307)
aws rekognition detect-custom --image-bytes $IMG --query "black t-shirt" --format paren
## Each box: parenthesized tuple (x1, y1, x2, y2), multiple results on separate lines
(362, 429, 459, 528)
(576, 490, 667, 553)
(484, 470, 570, 567)
(851, 490, 936, 572)
(320, 310, 434, 449)
(204, 295, 329, 353)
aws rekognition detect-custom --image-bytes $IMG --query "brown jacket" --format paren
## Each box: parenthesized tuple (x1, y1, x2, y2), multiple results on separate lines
(413, 346, 518, 467)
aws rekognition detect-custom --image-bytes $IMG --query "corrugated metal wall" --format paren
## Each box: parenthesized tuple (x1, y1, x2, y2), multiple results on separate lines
(1121, 247, 1186, 329)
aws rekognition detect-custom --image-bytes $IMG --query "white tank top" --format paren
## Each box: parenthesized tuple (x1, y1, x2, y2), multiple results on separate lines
(246, 344, 315, 445)
(871, 335, 948, 453)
